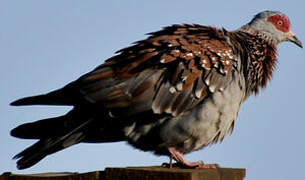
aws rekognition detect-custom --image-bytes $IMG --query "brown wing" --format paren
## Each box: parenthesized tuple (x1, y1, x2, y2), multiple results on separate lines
(77, 24, 238, 117)
(12, 24, 238, 117)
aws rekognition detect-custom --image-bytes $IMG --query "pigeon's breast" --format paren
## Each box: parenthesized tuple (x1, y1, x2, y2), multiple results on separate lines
(159, 72, 246, 153)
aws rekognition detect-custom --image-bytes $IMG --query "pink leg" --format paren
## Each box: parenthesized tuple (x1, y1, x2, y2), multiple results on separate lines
(168, 147, 219, 169)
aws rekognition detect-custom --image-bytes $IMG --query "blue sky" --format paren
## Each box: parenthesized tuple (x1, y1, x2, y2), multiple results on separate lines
(1, 1, 304, 180)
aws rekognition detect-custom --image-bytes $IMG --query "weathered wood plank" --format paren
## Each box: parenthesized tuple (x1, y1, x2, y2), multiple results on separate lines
(0, 171, 103, 180)
(105, 166, 245, 180)
(1, 166, 245, 180)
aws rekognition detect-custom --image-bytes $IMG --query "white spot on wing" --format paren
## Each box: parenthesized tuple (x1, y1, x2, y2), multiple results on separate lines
(186, 53, 193, 57)
(176, 83, 183, 91)
(109, 111, 115, 118)
(169, 87, 177, 94)
(205, 79, 210, 85)
(195, 89, 202, 98)
(209, 85, 216, 93)
(219, 68, 224, 74)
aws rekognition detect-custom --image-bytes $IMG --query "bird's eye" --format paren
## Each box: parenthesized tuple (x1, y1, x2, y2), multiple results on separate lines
(277, 20, 283, 26)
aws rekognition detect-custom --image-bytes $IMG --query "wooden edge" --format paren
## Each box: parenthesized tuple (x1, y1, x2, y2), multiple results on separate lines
(1, 166, 245, 180)
(0, 171, 102, 180)
(105, 166, 246, 180)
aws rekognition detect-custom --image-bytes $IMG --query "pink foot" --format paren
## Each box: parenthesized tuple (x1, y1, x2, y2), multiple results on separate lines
(167, 147, 219, 169)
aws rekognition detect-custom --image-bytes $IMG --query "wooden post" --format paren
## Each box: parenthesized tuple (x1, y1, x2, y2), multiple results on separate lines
(0, 166, 245, 180)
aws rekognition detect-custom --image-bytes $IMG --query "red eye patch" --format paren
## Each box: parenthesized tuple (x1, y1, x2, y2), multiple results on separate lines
(267, 14, 290, 32)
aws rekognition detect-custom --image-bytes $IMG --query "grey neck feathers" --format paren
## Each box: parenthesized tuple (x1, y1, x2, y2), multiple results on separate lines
(239, 23, 279, 46)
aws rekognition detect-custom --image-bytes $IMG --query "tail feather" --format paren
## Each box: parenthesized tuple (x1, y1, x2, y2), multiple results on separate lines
(11, 90, 74, 106)
(11, 116, 67, 139)
(12, 107, 95, 169)
(10, 94, 63, 106)
(14, 118, 93, 169)
(11, 82, 84, 106)
(13, 140, 50, 169)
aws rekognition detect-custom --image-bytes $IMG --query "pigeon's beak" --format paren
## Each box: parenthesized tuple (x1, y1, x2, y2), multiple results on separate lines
(287, 31, 303, 48)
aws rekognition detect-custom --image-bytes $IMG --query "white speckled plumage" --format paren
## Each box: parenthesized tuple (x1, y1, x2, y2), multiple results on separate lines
(10, 10, 302, 169)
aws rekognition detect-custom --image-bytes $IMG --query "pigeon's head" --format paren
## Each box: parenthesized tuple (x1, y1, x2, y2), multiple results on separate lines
(243, 10, 302, 48)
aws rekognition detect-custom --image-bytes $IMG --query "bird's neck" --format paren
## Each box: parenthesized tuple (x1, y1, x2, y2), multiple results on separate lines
(230, 29, 278, 95)
(239, 24, 279, 45)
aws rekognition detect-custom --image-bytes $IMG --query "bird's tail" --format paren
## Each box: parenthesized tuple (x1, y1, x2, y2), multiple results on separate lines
(10, 82, 84, 106)
(10, 93, 64, 106)
(11, 110, 94, 169)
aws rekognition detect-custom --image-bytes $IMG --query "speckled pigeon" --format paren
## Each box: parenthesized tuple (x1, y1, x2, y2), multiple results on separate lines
(11, 10, 302, 169)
